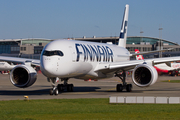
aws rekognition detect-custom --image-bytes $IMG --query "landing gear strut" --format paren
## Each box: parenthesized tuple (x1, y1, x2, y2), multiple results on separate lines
(49, 77, 59, 95)
(48, 77, 74, 95)
(115, 71, 132, 92)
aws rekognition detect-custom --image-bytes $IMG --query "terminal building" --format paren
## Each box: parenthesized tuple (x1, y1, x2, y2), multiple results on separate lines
(0, 38, 53, 59)
(0, 36, 179, 59)
(75, 36, 180, 59)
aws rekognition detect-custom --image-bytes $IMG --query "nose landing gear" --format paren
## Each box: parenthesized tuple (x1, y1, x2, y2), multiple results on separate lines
(49, 87, 59, 95)
(48, 77, 74, 95)
(48, 77, 59, 95)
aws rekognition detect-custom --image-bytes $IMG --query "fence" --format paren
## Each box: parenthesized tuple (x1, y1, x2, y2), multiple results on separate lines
(109, 96, 180, 104)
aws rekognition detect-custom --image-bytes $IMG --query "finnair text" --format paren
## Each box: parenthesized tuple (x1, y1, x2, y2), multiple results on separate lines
(75, 43, 113, 62)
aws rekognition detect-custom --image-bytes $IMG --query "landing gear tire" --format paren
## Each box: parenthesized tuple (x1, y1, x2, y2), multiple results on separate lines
(49, 77, 74, 95)
(49, 88, 59, 95)
(126, 84, 132, 92)
(49, 89, 54, 95)
(116, 84, 123, 92)
(67, 84, 74, 92)
(57, 84, 64, 92)
(54, 88, 59, 95)
(70, 84, 74, 92)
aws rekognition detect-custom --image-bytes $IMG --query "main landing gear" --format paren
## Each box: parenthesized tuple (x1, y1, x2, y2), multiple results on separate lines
(49, 78, 74, 95)
(115, 71, 132, 92)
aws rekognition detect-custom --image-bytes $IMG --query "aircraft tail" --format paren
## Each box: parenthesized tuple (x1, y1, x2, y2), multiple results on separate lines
(135, 49, 144, 60)
(118, 4, 129, 47)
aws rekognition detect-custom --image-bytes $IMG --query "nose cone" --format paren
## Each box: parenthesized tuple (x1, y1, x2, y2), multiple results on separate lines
(40, 56, 55, 77)
(40, 39, 73, 78)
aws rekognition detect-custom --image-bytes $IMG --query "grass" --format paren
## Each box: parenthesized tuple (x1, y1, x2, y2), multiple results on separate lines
(0, 98, 180, 120)
(162, 80, 180, 83)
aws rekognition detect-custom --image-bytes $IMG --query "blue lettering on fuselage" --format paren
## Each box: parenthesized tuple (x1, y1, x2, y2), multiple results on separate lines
(75, 44, 82, 62)
(75, 43, 113, 62)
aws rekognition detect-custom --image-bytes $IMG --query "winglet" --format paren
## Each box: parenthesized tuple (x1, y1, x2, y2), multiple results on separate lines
(118, 4, 129, 47)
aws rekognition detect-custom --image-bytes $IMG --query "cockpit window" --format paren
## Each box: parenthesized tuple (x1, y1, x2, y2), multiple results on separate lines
(43, 50, 64, 56)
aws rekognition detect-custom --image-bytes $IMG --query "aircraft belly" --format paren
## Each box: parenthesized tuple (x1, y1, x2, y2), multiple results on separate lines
(75, 73, 114, 80)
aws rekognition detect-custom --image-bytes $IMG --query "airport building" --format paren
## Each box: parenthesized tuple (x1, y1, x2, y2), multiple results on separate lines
(75, 36, 180, 59)
(0, 38, 52, 59)
(0, 36, 179, 59)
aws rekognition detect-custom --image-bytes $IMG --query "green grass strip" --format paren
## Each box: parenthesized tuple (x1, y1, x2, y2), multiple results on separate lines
(1, 98, 180, 120)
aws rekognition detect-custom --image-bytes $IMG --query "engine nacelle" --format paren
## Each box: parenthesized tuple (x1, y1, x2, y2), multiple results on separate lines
(10, 65, 37, 88)
(132, 64, 158, 87)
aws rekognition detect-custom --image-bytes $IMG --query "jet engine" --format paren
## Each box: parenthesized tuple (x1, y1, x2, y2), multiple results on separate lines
(132, 64, 158, 87)
(10, 65, 37, 88)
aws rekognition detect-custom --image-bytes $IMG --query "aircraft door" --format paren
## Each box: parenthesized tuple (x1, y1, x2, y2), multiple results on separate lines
(69, 46, 76, 62)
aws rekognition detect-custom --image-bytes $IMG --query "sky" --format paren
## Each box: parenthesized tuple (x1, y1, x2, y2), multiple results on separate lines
(0, 0, 180, 44)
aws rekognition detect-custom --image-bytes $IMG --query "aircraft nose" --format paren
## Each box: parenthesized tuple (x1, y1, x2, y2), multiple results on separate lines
(40, 57, 54, 77)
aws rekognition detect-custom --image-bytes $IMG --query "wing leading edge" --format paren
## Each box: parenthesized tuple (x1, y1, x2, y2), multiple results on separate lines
(94, 56, 180, 73)
(0, 56, 40, 66)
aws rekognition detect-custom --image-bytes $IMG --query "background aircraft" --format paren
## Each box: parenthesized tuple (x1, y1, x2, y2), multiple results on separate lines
(135, 49, 180, 76)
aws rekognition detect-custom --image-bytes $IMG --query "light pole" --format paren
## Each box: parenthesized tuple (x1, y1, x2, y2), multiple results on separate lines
(140, 30, 143, 52)
(159, 27, 163, 58)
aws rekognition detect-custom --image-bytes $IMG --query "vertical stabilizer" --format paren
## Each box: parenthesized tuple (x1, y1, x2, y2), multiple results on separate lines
(135, 49, 144, 60)
(118, 4, 129, 47)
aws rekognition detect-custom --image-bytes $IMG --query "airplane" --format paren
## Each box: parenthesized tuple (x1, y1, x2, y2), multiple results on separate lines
(0, 4, 180, 95)
(135, 49, 180, 75)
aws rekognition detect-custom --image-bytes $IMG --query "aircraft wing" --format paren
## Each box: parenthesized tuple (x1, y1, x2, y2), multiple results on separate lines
(0, 56, 40, 66)
(94, 60, 144, 73)
(150, 56, 180, 64)
(95, 56, 180, 73)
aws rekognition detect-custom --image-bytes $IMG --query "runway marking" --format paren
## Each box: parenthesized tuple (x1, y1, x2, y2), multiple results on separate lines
(107, 88, 116, 91)
(61, 91, 98, 95)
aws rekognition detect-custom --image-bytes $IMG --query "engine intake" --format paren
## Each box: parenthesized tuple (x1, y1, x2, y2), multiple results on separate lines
(10, 65, 37, 88)
(132, 64, 158, 87)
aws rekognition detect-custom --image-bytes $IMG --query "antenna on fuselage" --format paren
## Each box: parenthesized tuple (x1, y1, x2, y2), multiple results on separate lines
(118, 4, 129, 48)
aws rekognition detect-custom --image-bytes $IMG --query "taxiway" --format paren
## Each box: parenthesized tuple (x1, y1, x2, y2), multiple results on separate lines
(0, 74, 180, 100)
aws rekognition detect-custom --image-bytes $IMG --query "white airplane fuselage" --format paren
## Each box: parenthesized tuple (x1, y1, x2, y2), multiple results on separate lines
(40, 39, 130, 80)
